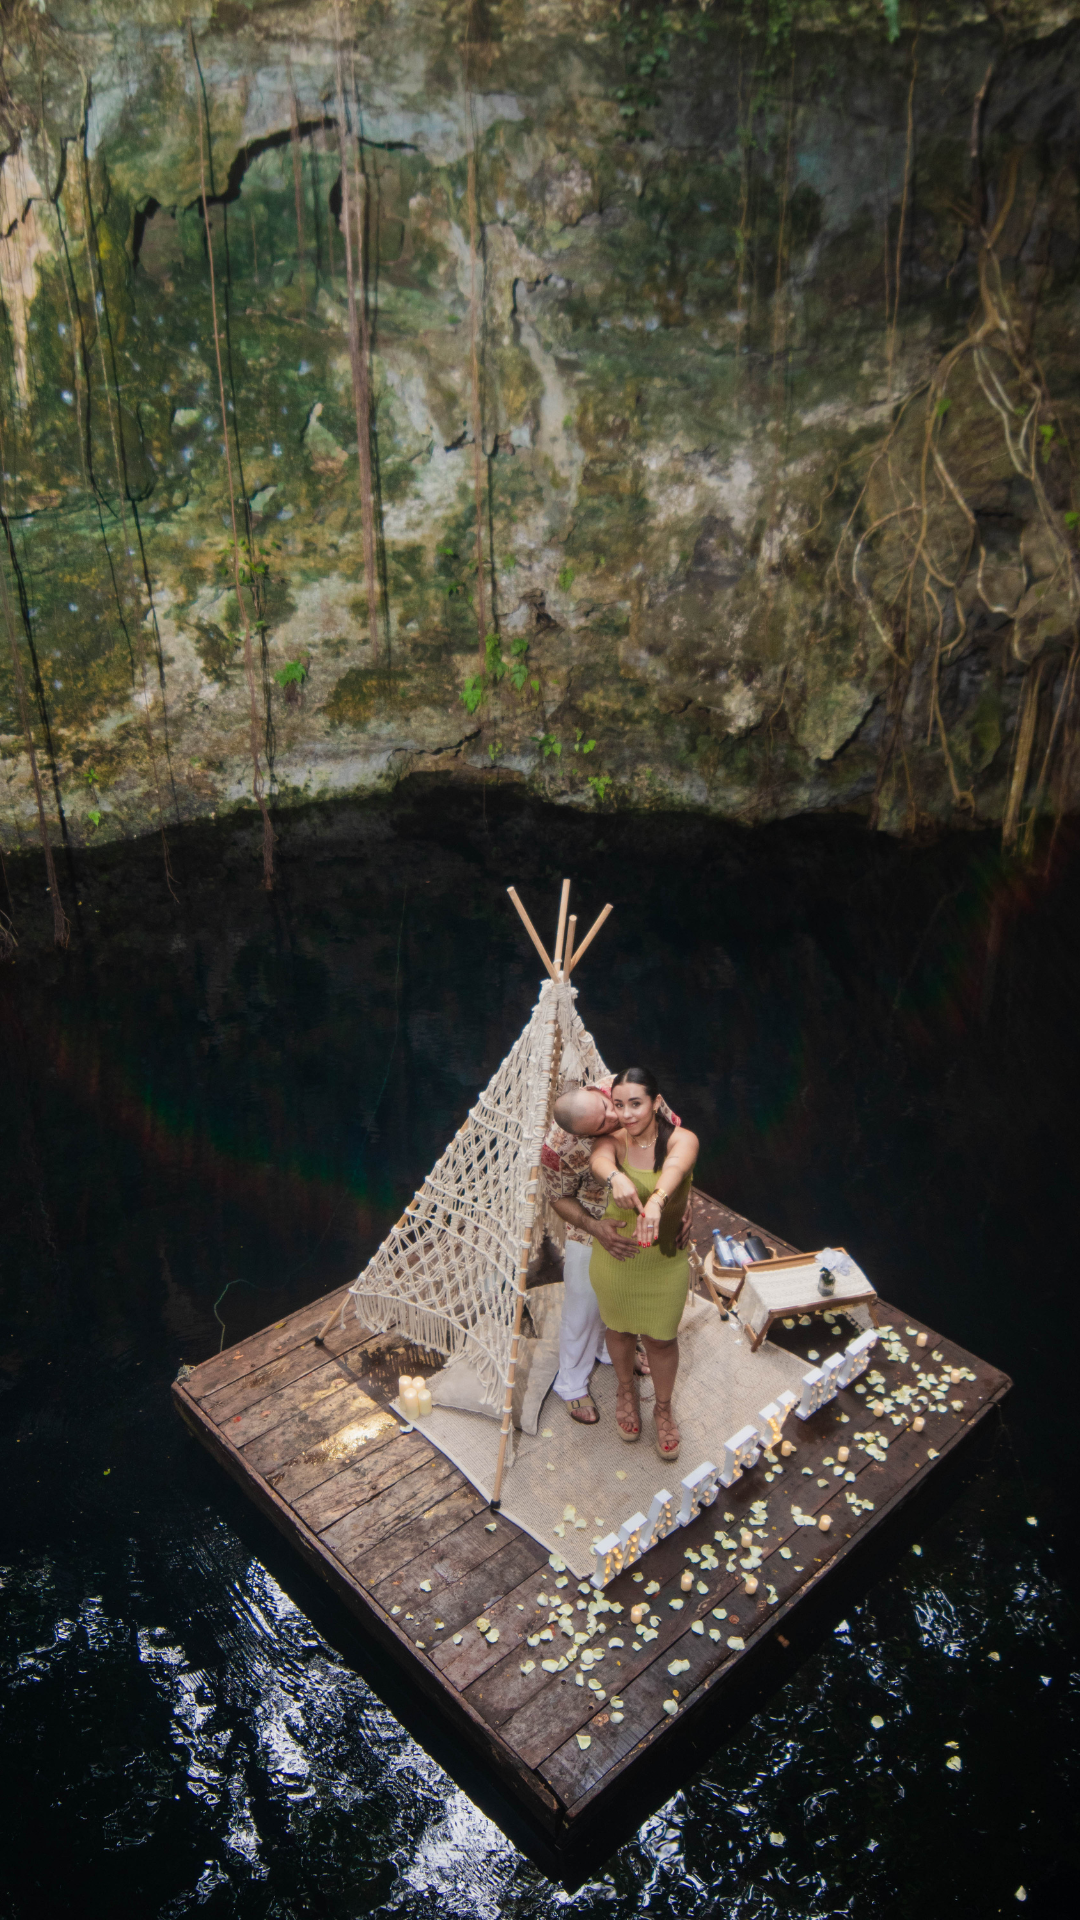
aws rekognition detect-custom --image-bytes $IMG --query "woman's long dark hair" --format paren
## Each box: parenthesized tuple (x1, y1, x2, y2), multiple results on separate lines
(612, 1067, 673, 1171)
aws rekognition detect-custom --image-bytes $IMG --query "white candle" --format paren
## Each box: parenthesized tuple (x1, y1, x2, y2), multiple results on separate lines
(415, 1386, 432, 1418)
(837, 1446, 850, 1464)
(401, 1386, 419, 1419)
(680, 1570, 694, 1592)
(743, 1574, 758, 1594)
(916, 1332, 929, 1348)
(818, 1514, 832, 1532)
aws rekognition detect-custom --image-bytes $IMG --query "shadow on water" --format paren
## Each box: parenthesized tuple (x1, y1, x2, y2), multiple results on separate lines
(1, 781, 1078, 1916)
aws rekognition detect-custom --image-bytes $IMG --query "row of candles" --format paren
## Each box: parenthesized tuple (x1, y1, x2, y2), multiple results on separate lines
(591, 1327, 882, 1585)
(397, 1374, 433, 1420)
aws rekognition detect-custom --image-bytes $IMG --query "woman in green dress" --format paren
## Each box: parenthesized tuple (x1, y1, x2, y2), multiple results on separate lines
(589, 1067, 699, 1462)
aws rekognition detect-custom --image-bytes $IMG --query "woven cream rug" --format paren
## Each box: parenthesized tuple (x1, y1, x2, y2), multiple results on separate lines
(395, 1292, 862, 1579)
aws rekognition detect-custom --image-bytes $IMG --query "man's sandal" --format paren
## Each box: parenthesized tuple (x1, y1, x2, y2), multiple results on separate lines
(615, 1379, 641, 1442)
(633, 1342, 651, 1378)
(566, 1395, 599, 1425)
(653, 1397, 680, 1461)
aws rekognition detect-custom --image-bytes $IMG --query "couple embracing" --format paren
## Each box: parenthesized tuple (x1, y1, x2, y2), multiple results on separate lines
(540, 1069, 699, 1464)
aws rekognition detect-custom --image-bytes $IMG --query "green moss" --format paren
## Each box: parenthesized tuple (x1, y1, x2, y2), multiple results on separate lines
(323, 667, 411, 727)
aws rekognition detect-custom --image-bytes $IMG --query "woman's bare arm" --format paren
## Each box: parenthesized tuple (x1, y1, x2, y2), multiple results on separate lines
(636, 1127, 699, 1245)
(590, 1135, 620, 1182)
(590, 1131, 641, 1214)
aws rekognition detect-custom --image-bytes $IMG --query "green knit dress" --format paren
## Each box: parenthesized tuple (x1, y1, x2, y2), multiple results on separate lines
(588, 1161, 693, 1341)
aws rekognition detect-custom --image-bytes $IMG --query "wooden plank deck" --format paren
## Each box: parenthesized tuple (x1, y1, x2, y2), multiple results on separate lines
(172, 1192, 1011, 1881)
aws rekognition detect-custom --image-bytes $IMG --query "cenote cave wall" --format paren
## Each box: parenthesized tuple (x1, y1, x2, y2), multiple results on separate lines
(1, 1, 1078, 880)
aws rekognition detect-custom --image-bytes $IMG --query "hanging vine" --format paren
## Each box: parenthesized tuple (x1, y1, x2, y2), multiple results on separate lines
(189, 21, 275, 889)
(0, 523, 70, 947)
(334, 16, 381, 660)
(461, 4, 489, 671)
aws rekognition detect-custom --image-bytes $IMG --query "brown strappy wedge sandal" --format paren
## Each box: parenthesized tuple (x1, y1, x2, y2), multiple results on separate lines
(615, 1378, 641, 1442)
(653, 1396, 681, 1462)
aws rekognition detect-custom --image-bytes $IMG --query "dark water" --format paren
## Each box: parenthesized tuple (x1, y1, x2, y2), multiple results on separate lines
(2, 786, 1078, 1917)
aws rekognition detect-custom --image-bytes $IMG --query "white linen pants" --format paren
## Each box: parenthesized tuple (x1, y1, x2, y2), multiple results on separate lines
(553, 1238, 611, 1401)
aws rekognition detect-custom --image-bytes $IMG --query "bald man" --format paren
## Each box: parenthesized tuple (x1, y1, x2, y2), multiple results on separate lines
(541, 1079, 680, 1424)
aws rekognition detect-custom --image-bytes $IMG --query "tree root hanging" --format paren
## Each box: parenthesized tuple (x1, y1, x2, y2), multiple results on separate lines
(830, 75, 1079, 858)
(0, 540, 69, 948)
(190, 23, 275, 890)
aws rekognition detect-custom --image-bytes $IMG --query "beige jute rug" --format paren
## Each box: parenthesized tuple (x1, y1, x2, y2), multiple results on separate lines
(394, 1292, 865, 1580)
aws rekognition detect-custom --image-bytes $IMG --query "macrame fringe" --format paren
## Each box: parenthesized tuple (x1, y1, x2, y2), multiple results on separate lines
(345, 981, 611, 1419)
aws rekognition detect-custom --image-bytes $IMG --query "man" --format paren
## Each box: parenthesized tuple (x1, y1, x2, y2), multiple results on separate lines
(541, 1079, 684, 1425)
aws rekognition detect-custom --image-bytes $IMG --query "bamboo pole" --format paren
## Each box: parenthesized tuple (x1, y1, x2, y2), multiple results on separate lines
(506, 886, 556, 980)
(566, 901, 613, 975)
(564, 914, 577, 982)
(314, 1294, 347, 1346)
(491, 1015, 562, 1507)
(552, 877, 571, 977)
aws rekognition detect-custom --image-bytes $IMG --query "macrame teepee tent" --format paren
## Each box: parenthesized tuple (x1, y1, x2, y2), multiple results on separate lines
(319, 882, 614, 1504)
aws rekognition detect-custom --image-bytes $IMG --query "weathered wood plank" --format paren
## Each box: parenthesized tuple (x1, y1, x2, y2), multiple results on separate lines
(227, 1353, 374, 1450)
(419, 1559, 551, 1672)
(266, 1407, 402, 1503)
(326, 1456, 464, 1563)
(349, 1487, 491, 1590)
(541, 1600, 728, 1803)
(368, 1509, 521, 1615)
(293, 1432, 434, 1532)
(186, 1287, 356, 1399)
(201, 1329, 378, 1423)
(399, 1537, 548, 1657)
(240, 1380, 384, 1477)
(497, 1661, 614, 1774)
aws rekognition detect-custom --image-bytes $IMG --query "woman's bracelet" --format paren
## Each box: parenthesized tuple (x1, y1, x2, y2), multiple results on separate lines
(649, 1188, 668, 1208)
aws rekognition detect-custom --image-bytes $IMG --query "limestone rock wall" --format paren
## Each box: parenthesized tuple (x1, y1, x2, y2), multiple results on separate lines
(0, 1, 1077, 852)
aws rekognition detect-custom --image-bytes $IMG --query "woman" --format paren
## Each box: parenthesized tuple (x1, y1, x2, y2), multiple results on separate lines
(588, 1067, 698, 1462)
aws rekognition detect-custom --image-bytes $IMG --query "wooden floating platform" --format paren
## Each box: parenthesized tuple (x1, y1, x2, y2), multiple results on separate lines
(173, 1192, 1011, 1883)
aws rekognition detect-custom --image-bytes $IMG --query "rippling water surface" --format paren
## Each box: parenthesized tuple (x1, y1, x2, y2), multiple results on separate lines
(2, 790, 1077, 1916)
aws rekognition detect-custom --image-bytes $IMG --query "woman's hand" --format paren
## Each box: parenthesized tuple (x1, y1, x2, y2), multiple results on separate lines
(637, 1193, 664, 1247)
(610, 1168, 642, 1214)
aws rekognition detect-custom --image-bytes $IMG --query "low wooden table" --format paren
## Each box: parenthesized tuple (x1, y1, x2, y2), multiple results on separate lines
(731, 1249, 881, 1352)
